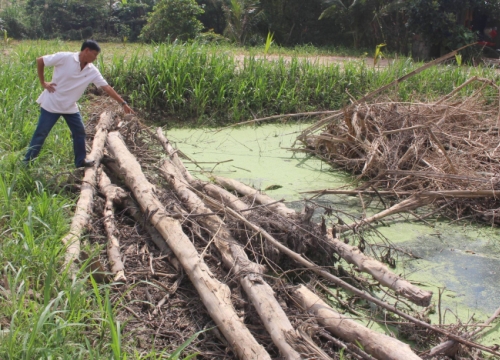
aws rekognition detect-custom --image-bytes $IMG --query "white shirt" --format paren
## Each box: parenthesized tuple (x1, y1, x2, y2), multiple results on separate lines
(36, 52, 108, 114)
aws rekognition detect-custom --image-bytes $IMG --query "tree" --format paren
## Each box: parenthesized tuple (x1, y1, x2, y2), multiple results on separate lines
(222, 0, 263, 45)
(140, 0, 205, 42)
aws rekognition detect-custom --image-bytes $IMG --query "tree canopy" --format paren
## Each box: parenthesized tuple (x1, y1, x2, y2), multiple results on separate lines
(1, 0, 498, 58)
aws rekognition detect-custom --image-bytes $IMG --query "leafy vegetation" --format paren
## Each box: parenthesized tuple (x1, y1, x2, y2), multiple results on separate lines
(98, 41, 498, 125)
(2, 0, 499, 57)
(140, 0, 205, 42)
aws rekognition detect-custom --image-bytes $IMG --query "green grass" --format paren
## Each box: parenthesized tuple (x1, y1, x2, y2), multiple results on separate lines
(0, 40, 201, 359)
(93, 41, 499, 126)
(0, 39, 499, 358)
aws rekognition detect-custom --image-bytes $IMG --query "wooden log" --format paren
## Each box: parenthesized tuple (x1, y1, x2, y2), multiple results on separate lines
(325, 233, 432, 307)
(106, 131, 270, 360)
(199, 195, 500, 357)
(97, 168, 127, 281)
(122, 197, 181, 272)
(292, 285, 422, 360)
(214, 176, 296, 217)
(155, 128, 194, 183)
(61, 111, 114, 272)
(161, 160, 304, 360)
(102, 160, 176, 262)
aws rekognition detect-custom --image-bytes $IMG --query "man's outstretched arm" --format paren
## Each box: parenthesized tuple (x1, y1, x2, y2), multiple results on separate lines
(101, 85, 135, 114)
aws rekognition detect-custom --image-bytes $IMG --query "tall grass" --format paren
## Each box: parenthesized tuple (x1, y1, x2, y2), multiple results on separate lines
(99, 42, 499, 125)
(0, 40, 498, 358)
(0, 41, 200, 359)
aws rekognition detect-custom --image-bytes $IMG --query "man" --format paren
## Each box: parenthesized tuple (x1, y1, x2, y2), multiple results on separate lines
(24, 39, 134, 168)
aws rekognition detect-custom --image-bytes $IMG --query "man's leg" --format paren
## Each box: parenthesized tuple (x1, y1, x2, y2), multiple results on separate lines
(24, 108, 61, 164)
(62, 112, 87, 167)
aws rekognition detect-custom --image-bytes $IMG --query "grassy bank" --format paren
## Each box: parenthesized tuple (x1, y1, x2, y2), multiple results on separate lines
(0, 41, 175, 359)
(98, 42, 499, 125)
(0, 40, 498, 358)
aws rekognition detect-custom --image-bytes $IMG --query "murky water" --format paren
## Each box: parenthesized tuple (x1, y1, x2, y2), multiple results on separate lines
(168, 123, 500, 344)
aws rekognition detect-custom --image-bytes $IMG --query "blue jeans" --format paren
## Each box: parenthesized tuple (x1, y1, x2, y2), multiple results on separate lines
(24, 107, 87, 167)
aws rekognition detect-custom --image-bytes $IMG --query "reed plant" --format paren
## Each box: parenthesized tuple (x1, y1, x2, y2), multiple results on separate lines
(98, 42, 499, 125)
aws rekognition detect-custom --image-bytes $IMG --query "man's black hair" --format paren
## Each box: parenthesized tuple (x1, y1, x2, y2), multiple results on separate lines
(81, 40, 101, 52)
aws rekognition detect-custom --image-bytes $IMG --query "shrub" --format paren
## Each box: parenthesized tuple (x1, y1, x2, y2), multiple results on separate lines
(140, 0, 204, 42)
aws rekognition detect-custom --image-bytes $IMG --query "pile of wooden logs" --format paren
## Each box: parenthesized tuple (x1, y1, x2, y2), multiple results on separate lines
(60, 111, 500, 359)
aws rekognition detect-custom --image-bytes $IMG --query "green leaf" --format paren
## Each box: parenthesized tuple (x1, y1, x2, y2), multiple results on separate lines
(168, 329, 206, 360)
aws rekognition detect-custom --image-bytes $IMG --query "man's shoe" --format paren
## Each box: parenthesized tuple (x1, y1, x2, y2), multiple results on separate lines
(82, 159, 95, 168)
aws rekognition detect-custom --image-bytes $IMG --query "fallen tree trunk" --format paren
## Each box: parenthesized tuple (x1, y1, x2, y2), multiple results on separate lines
(61, 111, 114, 272)
(292, 285, 422, 360)
(102, 159, 177, 265)
(98, 168, 127, 281)
(161, 160, 306, 360)
(214, 176, 296, 217)
(325, 234, 432, 307)
(106, 131, 271, 360)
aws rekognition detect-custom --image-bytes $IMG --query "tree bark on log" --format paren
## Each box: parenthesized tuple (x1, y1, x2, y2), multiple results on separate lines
(155, 128, 194, 182)
(214, 176, 296, 217)
(160, 160, 305, 360)
(102, 160, 177, 261)
(98, 168, 127, 281)
(106, 131, 271, 360)
(325, 233, 432, 307)
(61, 111, 114, 272)
(292, 285, 422, 360)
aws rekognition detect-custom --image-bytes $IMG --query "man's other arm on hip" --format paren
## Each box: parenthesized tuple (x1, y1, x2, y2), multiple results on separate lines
(37, 57, 56, 93)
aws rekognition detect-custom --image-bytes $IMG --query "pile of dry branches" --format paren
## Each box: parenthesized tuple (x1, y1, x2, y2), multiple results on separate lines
(57, 105, 500, 359)
(299, 76, 500, 225)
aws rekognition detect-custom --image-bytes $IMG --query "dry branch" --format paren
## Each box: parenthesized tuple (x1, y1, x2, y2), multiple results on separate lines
(325, 234, 432, 307)
(292, 285, 422, 360)
(428, 305, 500, 357)
(61, 111, 114, 272)
(107, 131, 271, 360)
(299, 75, 500, 224)
(98, 168, 127, 281)
(337, 196, 433, 232)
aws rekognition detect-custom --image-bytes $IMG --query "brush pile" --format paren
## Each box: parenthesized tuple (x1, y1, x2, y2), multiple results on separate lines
(57, 101, 500, 359)
(298, 76, 500, 225)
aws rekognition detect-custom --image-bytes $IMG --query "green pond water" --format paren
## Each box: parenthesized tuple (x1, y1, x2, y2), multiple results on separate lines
(168, 123, 500, 345)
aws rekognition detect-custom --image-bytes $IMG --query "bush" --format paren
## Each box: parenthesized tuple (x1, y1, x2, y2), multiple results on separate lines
(140, 0, 204, 43)
(0, 4, 29, 39)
